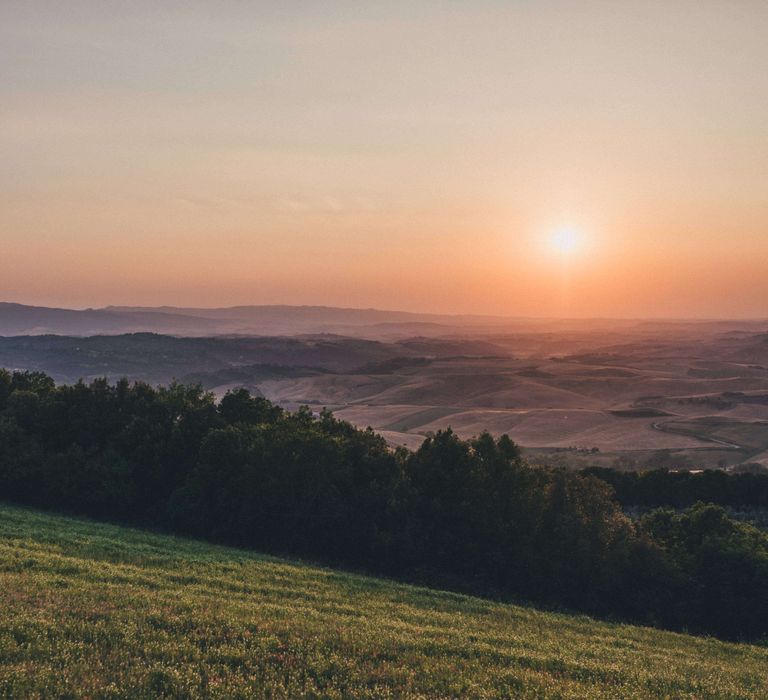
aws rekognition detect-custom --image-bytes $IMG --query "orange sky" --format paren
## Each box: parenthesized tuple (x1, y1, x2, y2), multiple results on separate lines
(1, 2, 767, 318)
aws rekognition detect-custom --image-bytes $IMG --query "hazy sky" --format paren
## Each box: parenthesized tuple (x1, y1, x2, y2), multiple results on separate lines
(2, 1, 767, 317)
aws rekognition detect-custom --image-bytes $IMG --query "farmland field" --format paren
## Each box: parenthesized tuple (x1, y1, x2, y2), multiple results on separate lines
(1, 504, 767, 699)
(3, 319, 768, 471)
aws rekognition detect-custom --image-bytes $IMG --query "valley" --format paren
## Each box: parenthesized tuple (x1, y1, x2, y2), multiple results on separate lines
(1, 307, 767, 470)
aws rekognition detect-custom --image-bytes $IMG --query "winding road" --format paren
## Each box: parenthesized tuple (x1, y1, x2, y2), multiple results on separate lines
(650, 421, 743, 450)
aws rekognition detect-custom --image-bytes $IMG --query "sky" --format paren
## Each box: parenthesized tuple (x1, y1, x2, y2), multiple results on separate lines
(2, 1, 767, 318)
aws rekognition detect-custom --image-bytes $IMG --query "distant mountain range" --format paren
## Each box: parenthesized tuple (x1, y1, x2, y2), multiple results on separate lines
(0, 302, 514, 338)
(1, 302, 765, 339)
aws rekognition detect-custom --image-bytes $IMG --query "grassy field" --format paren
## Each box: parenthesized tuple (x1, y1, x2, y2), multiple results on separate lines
(1, 506, 767, 699)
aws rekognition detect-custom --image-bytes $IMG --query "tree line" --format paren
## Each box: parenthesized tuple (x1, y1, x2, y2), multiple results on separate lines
(0, 370, 766, 640)
(581, 466, 768, 509)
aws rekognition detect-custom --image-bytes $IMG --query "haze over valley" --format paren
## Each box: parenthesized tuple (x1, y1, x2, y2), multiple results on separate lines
(4, 301, 767, 470)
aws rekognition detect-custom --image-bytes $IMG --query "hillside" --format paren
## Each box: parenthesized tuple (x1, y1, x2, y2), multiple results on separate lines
(1, 505, 766, 699)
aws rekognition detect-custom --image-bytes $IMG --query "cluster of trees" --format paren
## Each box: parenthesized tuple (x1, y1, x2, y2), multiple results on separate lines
(1, 370, 767, 640)
(581, 467, 768, 509)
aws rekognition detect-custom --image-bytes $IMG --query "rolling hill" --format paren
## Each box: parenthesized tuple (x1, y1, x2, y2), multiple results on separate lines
(2, 314, 768, 469)
(1, 504, 766, 698)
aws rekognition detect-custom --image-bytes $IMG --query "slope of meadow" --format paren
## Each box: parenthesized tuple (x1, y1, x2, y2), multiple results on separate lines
(1, 505, 766, 699)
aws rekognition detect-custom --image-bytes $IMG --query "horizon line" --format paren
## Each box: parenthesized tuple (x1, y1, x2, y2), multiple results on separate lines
(1, 300, 766, 324)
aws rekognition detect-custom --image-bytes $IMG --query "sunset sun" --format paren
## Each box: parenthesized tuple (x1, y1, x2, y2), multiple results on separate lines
(550, 227, 581, 255)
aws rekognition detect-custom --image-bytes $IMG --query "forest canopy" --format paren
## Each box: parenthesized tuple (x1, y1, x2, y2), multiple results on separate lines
(0, 369, 766, 641)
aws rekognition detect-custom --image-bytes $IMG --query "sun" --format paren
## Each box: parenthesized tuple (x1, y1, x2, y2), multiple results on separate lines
(550, 227, 580, 255)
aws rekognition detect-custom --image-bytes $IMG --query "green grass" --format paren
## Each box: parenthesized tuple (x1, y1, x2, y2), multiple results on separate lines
(0, 505, 767, 699)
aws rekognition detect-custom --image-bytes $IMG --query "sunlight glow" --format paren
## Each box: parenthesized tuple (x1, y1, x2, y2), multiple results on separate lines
(550, 227, 581, 255)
